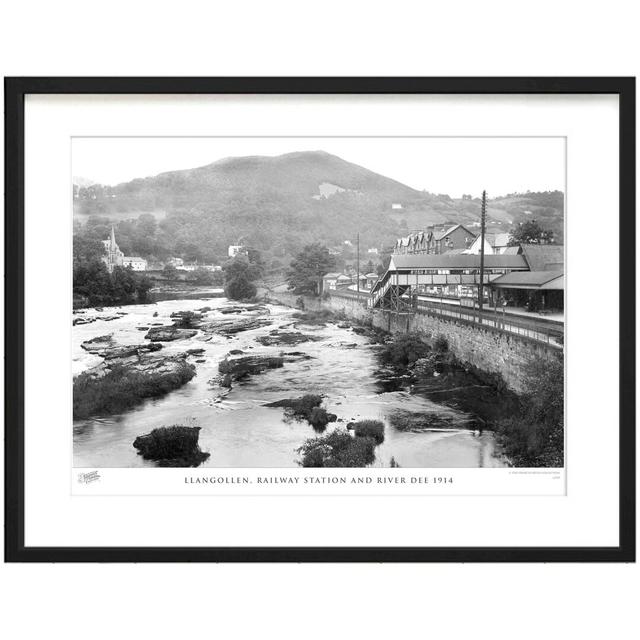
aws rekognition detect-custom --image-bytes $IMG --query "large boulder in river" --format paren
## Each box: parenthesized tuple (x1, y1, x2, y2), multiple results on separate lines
(101, 343, 163, 360)
(218, 355, 284, 381)
(201, 317, 272, 337)
(81, 334, 164, 360)
(170, 311, 205, 328)
(133, 426, 210, 467)
(255, 331, 323, 346)
(144, 326, 198, 342)
(81, 334, 114, 353)
(131, 352, 195, 376)
(219, 304, 269, 315)
(84, 350, 195, 379)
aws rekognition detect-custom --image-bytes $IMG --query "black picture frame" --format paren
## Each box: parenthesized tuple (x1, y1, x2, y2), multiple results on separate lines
(4, 77, 635, 563)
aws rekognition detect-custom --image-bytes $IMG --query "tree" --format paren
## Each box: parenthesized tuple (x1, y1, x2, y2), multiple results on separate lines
(508, 220, 555, 245)
(223, 255, 259, 300)
(225, 277, 257, 300)
(286, 243, 336, 295)
(376, 255, 391, 276)
(163, 264, 179, 279)
(187, 268, 223, 286)
(73, 236, 105, 264)
(73, 260, 152, 306)
(245, 247, 265, 278)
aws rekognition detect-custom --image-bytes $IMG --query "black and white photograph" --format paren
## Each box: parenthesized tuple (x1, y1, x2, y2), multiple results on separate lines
(72, 136, 565, 471)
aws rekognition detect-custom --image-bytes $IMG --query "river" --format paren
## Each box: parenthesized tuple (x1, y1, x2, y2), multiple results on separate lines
(73, 294, 505, 468)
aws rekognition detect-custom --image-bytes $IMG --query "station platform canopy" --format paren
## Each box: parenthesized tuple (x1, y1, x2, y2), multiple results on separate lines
(388, 253, 529, 271)
(490, 270, 564, 290)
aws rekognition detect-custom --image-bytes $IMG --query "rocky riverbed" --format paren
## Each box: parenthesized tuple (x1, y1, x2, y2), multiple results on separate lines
(73, 295, 505, 468)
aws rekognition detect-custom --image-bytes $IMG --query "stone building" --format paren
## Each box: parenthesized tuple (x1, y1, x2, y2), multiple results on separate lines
(101, 227, 124, 273)
(394, 224, 476, 255)
(102, 227, 148, 272)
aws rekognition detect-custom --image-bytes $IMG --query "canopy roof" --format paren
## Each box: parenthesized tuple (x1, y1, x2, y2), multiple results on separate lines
(491, 270, 564, 289)
(520, 244, 564, 271)
(389, 254, 528, 270)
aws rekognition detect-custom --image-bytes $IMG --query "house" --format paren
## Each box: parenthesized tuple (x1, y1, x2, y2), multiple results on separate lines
(429, 224, 476, 254)
(367, 247, 379, 255)
(228, 245, 246, 258)
(365, 272, 379, 289)
(322, 272, 342, 291)
(354, 273, 368, 289)
(336, 274, 353, 288)
(391, 203, 403, 210)
(465, 232, 512, 255)
(393, 224, 476, 256)
(168, 257, 184, 268)
(122, 256, 147, 271)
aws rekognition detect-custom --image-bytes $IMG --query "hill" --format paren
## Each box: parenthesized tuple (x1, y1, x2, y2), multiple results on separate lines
(73, 151, 564, 263)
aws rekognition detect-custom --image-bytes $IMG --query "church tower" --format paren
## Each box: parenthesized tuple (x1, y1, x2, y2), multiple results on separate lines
(102, 226, 124, 273)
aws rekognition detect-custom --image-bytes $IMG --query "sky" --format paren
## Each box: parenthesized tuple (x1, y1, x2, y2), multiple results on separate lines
(72, 137, 565, 198)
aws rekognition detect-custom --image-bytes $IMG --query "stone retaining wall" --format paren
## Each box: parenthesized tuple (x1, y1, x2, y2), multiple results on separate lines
(267, 290, 560, 393)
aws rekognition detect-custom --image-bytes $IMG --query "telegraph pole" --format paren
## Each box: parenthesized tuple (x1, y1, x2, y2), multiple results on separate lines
(478, 190, 487, 318)
(356, 232, 360, 294)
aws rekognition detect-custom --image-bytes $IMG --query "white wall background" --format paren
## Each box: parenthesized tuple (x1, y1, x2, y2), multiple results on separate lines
(1, 1, 638, 639)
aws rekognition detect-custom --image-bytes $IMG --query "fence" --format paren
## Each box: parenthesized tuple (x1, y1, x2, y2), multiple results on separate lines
(330, 287, 372, 301)
(330, 287, 563, 348)
(414, 298, 564, 347)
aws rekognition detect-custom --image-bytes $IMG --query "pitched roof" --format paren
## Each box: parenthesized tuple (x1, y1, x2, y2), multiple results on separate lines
(501, 246, 522, 255)
(520, 244, 565, 271)
(491, 270, 564, 289)
(470, 232, 511, 248)
(323, 272, 342, 279)
(389, 254, 528, 270)
(433, 224, 477, 241)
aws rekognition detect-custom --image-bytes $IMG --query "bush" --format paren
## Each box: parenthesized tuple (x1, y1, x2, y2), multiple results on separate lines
(353, 419, 385, 444)
(265, 394, 336, 430)
(433, 335, 449, 353)
(380, 333, 431, 368)
(73, 259, 153, 308)
(308, 407, 331, 430)
(225, 276, 257, 301)
(133, 425, 210, 467)
(73, 362, 196, 420)
(297, 429, 377, 467)
(495, 353, 564, 467)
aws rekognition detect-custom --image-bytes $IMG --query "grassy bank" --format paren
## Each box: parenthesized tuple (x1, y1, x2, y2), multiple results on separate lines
(73, 362, 196, 420)
(493, 354, 564, 467)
